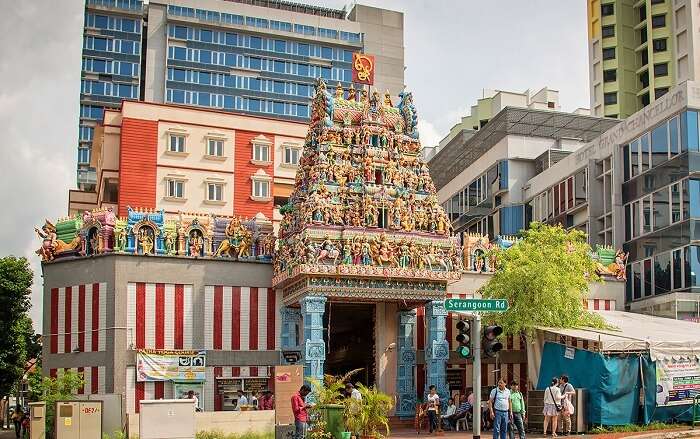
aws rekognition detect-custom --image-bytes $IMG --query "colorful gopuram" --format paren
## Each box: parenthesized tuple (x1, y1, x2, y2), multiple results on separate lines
(273, 79, 461, 414)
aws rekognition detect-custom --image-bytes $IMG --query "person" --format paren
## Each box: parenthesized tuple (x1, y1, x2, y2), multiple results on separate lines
(345, 383, 362, 401)
(426, 385, 440, 433)
(236, 390, 248, 410)
(509, 381, 526, 439)
(259, 390, 274, 410)
(441, 397, 456, 430)
(543, 378, 563, 437)
(558, 375, 575, 436)
(21, 412, 30, 439)
(250, 391, 259, 409)
(447, 394, 472, 430)
(488, 379, 512, 439)
(467, 388, 475, 407)
(11, 406, 23, 439)
(292, 385, 313, 439)
(186, 390, 200, 411)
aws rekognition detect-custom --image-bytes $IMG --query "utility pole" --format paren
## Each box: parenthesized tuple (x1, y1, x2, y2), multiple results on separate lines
(472, 313, 481, 439)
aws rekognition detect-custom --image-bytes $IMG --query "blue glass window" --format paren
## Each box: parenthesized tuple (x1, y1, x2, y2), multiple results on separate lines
(669, 116, 680, 155)
(200, 29, 213, 43)
(199, 71, 211, 85)
(199, 50, 212, 64)
(321, 67, 331, 79)
(274, 40, 286, 53)
(250, 57, 261, 70)
(343, 50, 353, 62)
(93, 37, 108, 51)
(321, 46, 332, 60)
(78, 148, 91, 164)
(199, 92, 211, 106)
(121, 40, 135, 54)
(690, 179, 700, 218)
(172, 68, 186, 82)
(225, 33, 237, 46)
(224, 95, 234, 109)
(249, 99, 261, 112)
(122, 18, 135, 32)
(681, 111, 699, 152)
(94, 15, 108, 28)
(273, 101, 284, 114)
(274, 60, 285, 73)
(273, 81, 284, 94)
(119, 62, 134, 76)
(172, 46, 186, 60)
(298, 43, 309, 56)
(93, 59, 107, 73)
(250, 36, 262, 49)
(298, 104, 309, 118)
(225, 53, 235, 67)
(640, 133, 650, 171)
(651, 122, 668, 167)
(298, 84, 309, 97)
(118, 84, 133, 97)
(171, 89, 185, 103)
(298, 64, 309, 77)
(224, 76, 234, 87)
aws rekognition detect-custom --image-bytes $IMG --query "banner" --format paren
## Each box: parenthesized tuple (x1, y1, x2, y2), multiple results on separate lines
(655, 357, 700, 406)
(352, 53, 375, 85)
(136, 349, 206, 382)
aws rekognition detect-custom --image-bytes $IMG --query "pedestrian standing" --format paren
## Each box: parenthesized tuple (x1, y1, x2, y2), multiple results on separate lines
(543, 378, 563, 437)
(11, 406, 23, 439)
(508, 381, 526, 439)
(558, 375, 575, 435)
(345, 383, 362, 401)
(236, 390, 248, 411)
(291, 385, 313, 439)
(488, 379, 512, 439)
(426, 385, 440, 434)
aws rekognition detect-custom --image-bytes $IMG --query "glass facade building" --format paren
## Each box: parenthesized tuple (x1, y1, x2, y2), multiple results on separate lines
(79, 0, 144, 189)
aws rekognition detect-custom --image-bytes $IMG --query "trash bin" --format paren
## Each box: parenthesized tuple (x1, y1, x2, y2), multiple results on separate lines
(319, 404, 345, 439)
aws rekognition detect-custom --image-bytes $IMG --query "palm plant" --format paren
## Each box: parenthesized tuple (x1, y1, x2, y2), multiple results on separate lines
(352, 384, 394, 439)
(308, 368, 364, 405)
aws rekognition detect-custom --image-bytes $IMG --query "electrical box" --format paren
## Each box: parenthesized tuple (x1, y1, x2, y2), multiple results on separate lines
(55, 401, 103, 439)
(29, 402, 46, 439)
(139, 399, 194, 439)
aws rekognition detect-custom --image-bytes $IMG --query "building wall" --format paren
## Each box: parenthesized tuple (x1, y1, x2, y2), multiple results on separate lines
(118, 118, 158, 217)
(233, 130, 274, 219)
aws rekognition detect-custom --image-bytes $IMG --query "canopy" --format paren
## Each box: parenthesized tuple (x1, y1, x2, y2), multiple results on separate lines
(538, 310, 700, 360)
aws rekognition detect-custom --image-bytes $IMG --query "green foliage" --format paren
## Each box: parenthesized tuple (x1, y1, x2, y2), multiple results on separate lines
(102, 430, 130, 439)
(481, 223, 608, 336)
(195, 430, 273, 439)
(345, 384, 393, 439)
(0, 256, 36, 396)
(308, 369, 363, 405)
(27, 368, 84, 436)
(589, 421, 676, 434)
(307, 418, 334, 439)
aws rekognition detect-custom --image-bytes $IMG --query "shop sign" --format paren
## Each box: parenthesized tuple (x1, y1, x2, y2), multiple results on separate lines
(656, 357, 700, 406)
(136, 349, 206, 382)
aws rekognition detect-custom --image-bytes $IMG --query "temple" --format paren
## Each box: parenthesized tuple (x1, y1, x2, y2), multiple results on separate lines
(36, 80, 627, 415)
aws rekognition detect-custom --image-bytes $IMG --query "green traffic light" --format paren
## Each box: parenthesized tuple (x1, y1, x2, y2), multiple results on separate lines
(457, 345, 471, 359)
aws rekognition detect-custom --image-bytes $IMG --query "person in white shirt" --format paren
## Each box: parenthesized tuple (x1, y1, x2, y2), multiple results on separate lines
(236, 390, 248, 411)
(426, 385, 440, 433)
(441, 398, 457, 430)
(186, 390, 200, 412)
(345, 383, 362, 401)
(543, 378, 564, 437)
(558, 375, 575, 436)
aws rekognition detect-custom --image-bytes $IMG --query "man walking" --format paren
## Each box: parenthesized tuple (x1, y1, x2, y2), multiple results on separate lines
(292, 385, 313, 439)
(488, 379, 512, 439)
(509, 381, 526, 439)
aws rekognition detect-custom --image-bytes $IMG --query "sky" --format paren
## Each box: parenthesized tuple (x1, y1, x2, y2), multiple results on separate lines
(0, 0, 589, 332)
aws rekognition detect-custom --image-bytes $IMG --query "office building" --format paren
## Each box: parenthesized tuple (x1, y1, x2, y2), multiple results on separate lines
(77, 0, 405, 189)
(587, 0, 700, 119)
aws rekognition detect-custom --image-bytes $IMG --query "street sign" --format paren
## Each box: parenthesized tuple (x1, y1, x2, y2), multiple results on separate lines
(444, 298, 509, 312)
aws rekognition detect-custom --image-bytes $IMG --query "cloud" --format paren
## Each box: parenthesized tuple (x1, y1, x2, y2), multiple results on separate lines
(417, 119, 442, 149)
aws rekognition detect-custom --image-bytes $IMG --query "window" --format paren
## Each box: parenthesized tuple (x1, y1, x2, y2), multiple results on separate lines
(601, 3, 614, 16)
(253, 142, 270, 162)
(207, 183, 223, 201)
(207, 139, 224, 156)
(253, 179, 270, 198)
(651, 14, 666, 28)
(603, 69, 617, 82)
(167, 179, 184, 198)
(602, 25, 615, 38)
(78, 148, 91, 164)
(604, 92, 617, 105)
(654, 63, 668, 77)
(652, 38, 667, 53)
(641, 92, 650, 107)
(655, 87, 669, 99)
(651, 0, 664, 3)
(283, 145, 300, 165)
(651, 122, 668, 167)
(168, 134, 185, 152)
(602, 47, 616, 60)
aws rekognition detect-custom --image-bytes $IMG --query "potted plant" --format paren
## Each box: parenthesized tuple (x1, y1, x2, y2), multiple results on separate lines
(352, 384, 394, 439)
(309, 369, 363, 439)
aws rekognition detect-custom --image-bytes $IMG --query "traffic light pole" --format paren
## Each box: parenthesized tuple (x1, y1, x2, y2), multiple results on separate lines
(472, 313, 481, 439)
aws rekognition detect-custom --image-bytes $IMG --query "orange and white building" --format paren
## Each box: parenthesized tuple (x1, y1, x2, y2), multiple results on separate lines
(69, 100, 307, 228)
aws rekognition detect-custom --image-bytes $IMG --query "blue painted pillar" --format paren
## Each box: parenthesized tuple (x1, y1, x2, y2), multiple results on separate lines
(280, 307, 302, 356)
(300, 296, 327, 383)
(425, 300, 449, 407)
(396, 310, 417, 417)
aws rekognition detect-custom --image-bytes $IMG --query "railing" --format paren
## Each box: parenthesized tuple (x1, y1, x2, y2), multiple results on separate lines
(86, 0, 143, 11)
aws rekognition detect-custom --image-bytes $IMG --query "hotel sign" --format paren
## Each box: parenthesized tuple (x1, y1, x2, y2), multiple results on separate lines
(352, 53, 375, 85)
(574, 84, 689, 165)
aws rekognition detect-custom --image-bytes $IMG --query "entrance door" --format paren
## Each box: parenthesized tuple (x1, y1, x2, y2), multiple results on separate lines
(324, 303, 376, 386)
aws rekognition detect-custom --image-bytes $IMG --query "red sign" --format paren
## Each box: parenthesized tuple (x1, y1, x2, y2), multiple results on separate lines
(352, 53, 375, 85)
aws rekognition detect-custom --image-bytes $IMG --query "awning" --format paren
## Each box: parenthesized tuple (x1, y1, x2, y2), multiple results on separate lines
(538, 310, 700, 359)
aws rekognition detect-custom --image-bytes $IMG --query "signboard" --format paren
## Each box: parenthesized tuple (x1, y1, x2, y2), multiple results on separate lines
(352, 53, 375, 85)
(444, 298, 509, 312)
(446, 368, 465, 391)
(275, 365, 303, 425)
(564, 347, 575, 360)
(656, 357, 700, 406)
(136, 349, 206, 382)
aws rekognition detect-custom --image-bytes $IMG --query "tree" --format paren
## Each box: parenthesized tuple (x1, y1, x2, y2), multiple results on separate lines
(481, 222, 607, 336)
(0, 256, 34, 397)
(26, 367, 84, 437)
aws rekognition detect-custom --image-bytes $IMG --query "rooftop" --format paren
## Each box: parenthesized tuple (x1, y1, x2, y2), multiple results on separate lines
(429, 107, 620, 190)
(224, 0, 346, 19)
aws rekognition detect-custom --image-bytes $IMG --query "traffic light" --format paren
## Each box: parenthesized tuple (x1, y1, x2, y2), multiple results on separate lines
(483, 325, 503, 358)
(455, 319, 471, 359)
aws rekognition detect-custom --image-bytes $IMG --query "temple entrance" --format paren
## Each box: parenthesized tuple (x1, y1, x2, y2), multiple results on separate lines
(324, 302, 376, 386)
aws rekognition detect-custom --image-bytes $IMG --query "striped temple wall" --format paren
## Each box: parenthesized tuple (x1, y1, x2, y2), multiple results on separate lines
(49, 283, 107, 354)
(48, 367, 106, 395)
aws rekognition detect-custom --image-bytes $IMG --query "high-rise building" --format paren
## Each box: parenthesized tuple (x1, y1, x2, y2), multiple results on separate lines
(77, 0, 405, 189)
(587, 0, 700, 119)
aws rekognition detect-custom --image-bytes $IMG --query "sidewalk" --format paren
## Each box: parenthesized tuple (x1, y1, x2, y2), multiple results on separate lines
(388, 427, 700, 439)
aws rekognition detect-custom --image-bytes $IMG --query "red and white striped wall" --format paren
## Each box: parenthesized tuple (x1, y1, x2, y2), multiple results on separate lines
(127, 283, 193, 349)
(49, 367, 106, 395)
(204, 286, 282, 351)
(125, 366, 175, 413)
(49, 283, 107, 354)
(584, 298, 616, 311)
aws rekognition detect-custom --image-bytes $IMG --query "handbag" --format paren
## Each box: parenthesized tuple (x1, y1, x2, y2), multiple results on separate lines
(548, 387, 562, 412)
